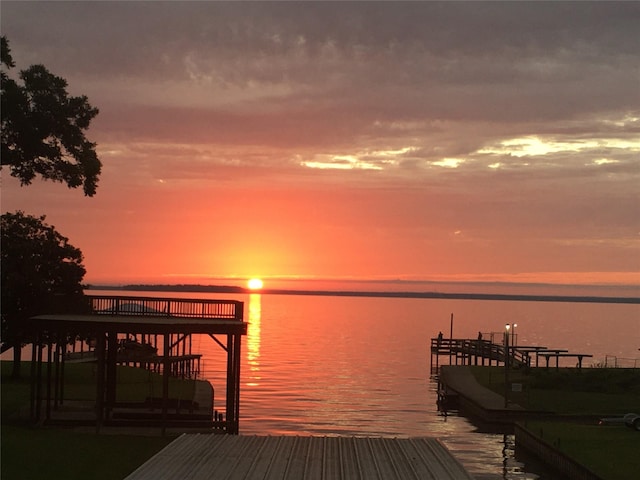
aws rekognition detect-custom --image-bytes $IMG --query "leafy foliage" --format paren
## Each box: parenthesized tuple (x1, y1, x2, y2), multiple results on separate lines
(0, 212, 90, 368)
(1, 36, 101, 196)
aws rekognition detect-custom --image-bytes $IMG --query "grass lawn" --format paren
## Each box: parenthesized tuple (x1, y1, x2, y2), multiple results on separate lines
(469, 365, 640, 414)
(523, 420, 640, 480)
(469, 366, 640, 480)
(7, 360, 198, 403)
(1, 424, 174, 480)
(1, 361, 188, 480)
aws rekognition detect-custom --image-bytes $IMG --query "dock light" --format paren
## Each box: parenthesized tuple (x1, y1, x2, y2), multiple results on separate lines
(512, 323, 518, 347)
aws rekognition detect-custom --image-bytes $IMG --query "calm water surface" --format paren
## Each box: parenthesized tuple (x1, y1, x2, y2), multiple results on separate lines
(98, 290, 640, 479)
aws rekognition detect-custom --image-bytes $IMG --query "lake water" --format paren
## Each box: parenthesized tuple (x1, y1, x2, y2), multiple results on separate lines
(4, 288, 636, 477)
(92, 289, 639, 479)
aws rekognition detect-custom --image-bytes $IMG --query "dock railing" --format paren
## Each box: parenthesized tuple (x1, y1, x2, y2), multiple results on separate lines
(430, 337, 532, 371)
(89, 295, 244, 321)
(430, 336, 602, 373)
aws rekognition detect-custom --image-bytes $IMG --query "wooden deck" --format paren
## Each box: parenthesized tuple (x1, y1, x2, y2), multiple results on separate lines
(429, 337, 593, 373)
(125, 435, 475, 480)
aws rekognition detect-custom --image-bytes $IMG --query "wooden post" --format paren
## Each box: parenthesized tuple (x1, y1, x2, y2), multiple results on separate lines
(106, 331, 118, 418)
(162, 333, 170, 435)
(234, 333, 242, 432)
(225, 332, 242, 434)
(54, 339, 61, 409)
(30, 337, 38, 421)
(59, 338, 66, 406)
(504, 328, 509, 408)
(46, 341, 53, 421)
(449, 313, 453, 365)
(96, 332, 106, 433)
(35, 341, 44, 423)
(225, 334, 234, 433)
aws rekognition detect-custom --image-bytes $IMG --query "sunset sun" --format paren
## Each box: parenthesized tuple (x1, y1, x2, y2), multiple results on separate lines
(247, 278, 264, 290)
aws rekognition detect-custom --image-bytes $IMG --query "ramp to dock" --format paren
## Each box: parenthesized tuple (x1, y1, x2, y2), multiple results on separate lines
(439, 365, 517, 411)
(126, 434, 475, 480)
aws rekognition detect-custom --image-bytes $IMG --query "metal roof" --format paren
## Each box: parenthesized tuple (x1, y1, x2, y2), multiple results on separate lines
(126, 434, 474, 480)
(28, 314, 247, 334)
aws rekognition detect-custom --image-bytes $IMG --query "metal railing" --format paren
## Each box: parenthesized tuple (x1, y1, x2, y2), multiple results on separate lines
(89, 295, 244, 321)
(604, 355, 640, 368)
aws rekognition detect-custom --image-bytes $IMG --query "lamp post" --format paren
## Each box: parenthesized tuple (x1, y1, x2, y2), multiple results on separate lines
(505, 323, 511, 368)
(504, 323, 510, 408)
(511, 323, 518, 348)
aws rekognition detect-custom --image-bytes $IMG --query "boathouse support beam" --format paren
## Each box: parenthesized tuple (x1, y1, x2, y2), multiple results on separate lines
(209, 333, 228, 352)
(36, 341, 43, 423)
(162, 333, 170, 436)
(106, 331, 118, 417)
(30, 338, 38, 420)
(224, 333, 242, 434)
(226, 334, 235, 433)
(45, 340, 53, 421)
(96, 332, 106, 432)
(54, 338, 62, 409)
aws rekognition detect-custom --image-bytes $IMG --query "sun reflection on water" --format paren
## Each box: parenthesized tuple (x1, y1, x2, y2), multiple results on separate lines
(246, 293, 262, 386)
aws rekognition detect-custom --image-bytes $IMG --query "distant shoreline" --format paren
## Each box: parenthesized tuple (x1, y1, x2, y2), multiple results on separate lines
(86, 284, 640, 305)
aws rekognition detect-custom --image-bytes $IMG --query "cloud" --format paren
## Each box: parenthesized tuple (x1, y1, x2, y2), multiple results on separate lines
(2, 1, 638, 284)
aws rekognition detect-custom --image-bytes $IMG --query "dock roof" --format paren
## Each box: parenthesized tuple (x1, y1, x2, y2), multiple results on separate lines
(28, 313, 247, 335)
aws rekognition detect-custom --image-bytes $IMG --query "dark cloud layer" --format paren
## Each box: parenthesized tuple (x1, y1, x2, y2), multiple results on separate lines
(1, 1, 638, 285)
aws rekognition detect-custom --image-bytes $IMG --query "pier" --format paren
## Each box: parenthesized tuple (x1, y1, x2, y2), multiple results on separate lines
(25, 295, 247, 434)
(429, 337, 592, 374)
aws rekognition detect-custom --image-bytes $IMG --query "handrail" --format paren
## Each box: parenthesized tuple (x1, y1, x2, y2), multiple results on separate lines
(88, 295, 244, 321)
(430, 337, 597, 368)
(430, 337, 530, 366)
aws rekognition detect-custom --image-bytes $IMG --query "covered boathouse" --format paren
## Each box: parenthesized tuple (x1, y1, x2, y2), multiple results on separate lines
(25, 295, 247, 434)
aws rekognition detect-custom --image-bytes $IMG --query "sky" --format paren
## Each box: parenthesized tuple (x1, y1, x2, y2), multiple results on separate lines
(1, 1, 639, 290)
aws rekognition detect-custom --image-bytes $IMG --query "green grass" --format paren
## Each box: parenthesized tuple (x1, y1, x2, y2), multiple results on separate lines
(1, 361, 191, 480)
(469, 366, 640, 414)
(1, 425, 173, 480)
(5, 361, 197, 403)
(468, 366, 640, 480)
(523, 420, 640, 480)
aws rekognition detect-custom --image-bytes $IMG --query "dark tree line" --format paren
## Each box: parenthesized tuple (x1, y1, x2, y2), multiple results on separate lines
(1, 36, 100, 378)
(0, 212, 91, 378)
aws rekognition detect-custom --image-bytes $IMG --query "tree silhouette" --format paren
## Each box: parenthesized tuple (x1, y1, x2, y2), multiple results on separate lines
(1, 211, 90, 378)
(1, 36, 101, 196)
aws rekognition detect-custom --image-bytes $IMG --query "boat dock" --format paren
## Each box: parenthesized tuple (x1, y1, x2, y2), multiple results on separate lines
(25, 295, 247, 434)
(429, 337, 592, 374)
(126, 434, 475, 480)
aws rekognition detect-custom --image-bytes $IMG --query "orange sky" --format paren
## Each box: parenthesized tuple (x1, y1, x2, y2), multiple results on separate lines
(2, 2, 639, 290)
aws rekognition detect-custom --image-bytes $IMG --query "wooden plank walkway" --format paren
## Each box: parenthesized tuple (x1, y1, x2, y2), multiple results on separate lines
(125, 435, 475, 480)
